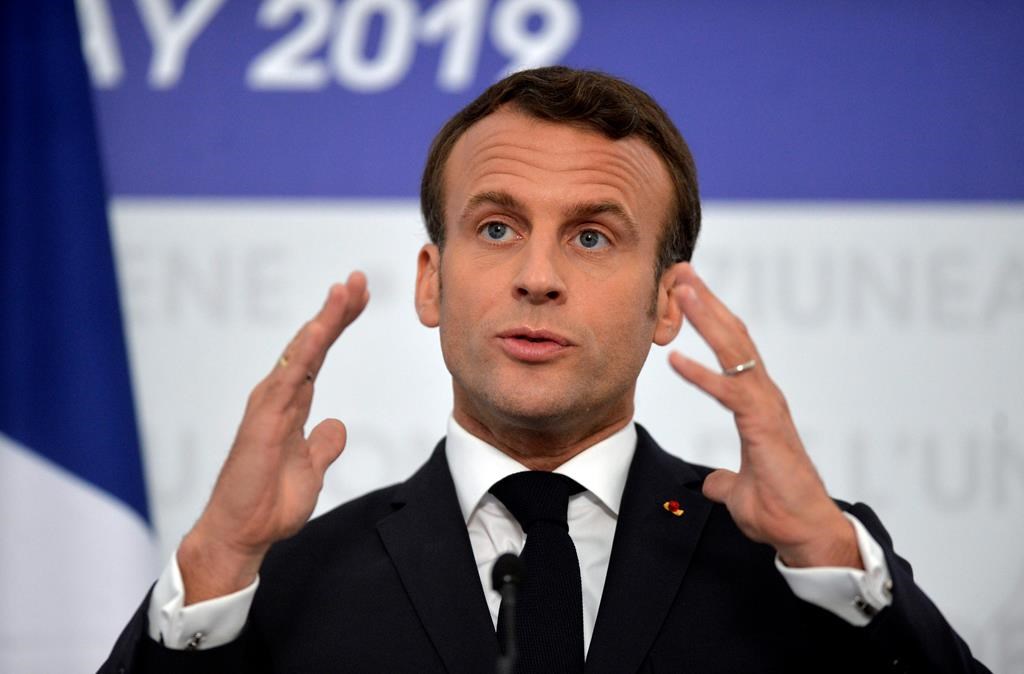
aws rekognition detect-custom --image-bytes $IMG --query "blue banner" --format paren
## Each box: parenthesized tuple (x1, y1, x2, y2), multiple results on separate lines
(85, 0, 1024, 200)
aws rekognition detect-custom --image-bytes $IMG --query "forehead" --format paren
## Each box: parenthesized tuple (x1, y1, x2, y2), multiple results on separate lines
(443, 108, 673, 233)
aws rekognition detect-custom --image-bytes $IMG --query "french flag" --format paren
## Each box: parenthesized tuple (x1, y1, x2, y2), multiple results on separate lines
(1, 3, 156, 671)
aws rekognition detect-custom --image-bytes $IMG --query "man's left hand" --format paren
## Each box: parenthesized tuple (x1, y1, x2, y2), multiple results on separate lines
(668, 263, 862, 569)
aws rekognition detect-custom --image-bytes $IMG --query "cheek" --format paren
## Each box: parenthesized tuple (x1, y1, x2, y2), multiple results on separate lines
(439, 277, 485, 324)
(437, 276, 495, 354)
(598, 286, 660, 349)
(440, 254, 509, 312)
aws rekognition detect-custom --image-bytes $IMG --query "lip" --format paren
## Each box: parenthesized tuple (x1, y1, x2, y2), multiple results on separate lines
(495, 327, 575, 363)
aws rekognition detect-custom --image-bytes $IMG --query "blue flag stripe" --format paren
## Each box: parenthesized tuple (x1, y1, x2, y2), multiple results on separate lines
(1, 2, 149, 523)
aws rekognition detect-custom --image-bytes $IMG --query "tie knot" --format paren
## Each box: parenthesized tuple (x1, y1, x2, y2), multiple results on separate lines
(490, 472, 585, 532)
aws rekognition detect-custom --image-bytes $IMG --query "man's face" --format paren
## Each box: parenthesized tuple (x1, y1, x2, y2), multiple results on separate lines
(416, 107, 682, 436)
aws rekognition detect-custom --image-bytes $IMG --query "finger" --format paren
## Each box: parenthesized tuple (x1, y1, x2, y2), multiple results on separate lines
(332, 271, 370, 341)
(702, 468, 738, 504)
(304, 276, 360, 365)
(307, 418, 347, 475)
(272, 284, 347, 380)
(307, 272, 370, 376)
(673, 265, 760, 373)
(254, 278, 368, 414)
(675, 263, 739, 327)
(668, 350, 746, 411)
(279, 274, 370, 388)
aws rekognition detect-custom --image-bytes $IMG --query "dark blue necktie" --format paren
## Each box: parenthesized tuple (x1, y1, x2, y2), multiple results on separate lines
(491, 471, 586, 674)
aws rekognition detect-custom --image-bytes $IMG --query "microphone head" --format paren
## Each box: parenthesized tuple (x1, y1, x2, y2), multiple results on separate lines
(491, 553, 524, 592)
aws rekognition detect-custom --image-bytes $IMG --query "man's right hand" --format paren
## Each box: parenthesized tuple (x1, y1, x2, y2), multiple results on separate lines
(177, 273, 370, 605)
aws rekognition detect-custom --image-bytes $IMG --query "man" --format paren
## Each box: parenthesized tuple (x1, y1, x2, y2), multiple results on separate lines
(101, 67, 988, 673)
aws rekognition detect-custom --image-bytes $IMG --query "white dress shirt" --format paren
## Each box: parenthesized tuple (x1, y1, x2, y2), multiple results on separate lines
(149, 417, 893, 651)
(446, 414, 635, 656)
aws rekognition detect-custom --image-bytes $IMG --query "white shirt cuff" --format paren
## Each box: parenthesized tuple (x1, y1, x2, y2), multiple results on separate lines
(776, 512, 893, 626)
(146, 551, 259, 650)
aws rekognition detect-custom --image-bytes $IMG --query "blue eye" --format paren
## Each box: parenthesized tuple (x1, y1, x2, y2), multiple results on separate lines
(576, 229, 608, 249)
(483, 222, 513, 241)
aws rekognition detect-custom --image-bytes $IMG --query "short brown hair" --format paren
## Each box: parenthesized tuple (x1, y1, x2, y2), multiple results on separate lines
(420, 66, 701, 276)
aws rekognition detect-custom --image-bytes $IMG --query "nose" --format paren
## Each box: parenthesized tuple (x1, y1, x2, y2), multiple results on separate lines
(512, 237, 567, 304)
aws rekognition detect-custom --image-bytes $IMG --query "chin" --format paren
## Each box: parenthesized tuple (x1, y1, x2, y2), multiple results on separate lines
(481, 385, 600, 431)
(451, 363, 631, 432)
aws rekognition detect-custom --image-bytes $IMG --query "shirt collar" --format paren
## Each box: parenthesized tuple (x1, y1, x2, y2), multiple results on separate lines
(445, 415, 637, 523)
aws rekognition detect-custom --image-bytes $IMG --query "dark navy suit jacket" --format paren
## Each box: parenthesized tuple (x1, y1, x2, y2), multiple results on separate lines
(100, 425, 989, 673)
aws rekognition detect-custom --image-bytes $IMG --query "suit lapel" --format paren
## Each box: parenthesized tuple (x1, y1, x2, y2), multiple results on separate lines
(585, 425, 712, 674)
(376, 441, 498, 673)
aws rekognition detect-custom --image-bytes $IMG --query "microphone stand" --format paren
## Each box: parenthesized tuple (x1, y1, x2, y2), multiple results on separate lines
(493, 553, 523, 674)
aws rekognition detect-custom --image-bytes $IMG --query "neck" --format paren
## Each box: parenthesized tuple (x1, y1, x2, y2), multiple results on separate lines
(452, 399, 634, 472)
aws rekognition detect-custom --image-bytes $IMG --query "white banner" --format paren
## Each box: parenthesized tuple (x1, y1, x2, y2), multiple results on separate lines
(112, 199, 1024, 670)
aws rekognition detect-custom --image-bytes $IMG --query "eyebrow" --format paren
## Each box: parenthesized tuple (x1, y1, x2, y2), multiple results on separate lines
(564, 200, 640, 242)
(461, 190, 641, 241)
(461, 191, 525, 220)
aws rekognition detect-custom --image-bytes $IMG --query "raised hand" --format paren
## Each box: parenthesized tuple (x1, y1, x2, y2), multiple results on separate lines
(667, 263, 861, 569)
(178, 272, 370, 603)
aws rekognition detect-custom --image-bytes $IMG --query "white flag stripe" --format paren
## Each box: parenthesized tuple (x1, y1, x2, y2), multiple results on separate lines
(0, 433, 156, 673)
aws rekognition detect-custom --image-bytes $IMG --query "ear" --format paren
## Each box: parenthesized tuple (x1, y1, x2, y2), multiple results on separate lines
(415, 244, 441, 328)
(653, 262, 686, 346)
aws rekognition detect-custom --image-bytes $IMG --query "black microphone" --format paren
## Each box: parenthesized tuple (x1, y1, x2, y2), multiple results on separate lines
(492, 553, 524, 674)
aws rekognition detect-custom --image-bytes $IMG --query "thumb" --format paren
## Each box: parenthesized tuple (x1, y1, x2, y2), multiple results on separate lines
(702, 468, 738, 504)
(308, 418, 347, 474)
